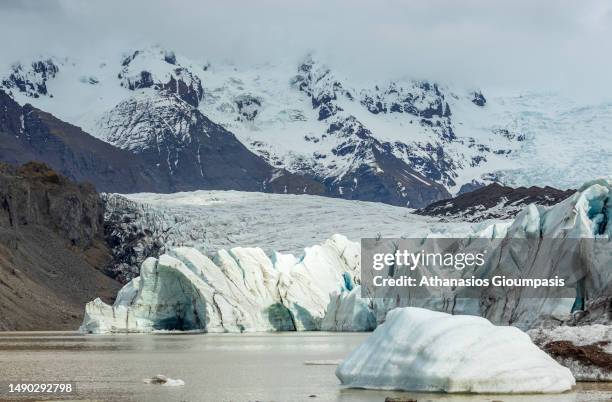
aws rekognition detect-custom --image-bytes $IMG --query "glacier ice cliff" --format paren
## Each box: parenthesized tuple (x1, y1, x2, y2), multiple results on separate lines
(477, 179, 611, 328)
(321, 286, 376, 332)
(80, 235, 359, 333)
(336, 307, 575, 393)
(367, 179, 612, 330)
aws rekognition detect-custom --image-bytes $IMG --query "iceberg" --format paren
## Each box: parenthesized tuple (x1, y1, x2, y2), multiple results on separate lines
(80, 235, 359, 333)
(336, 307, 575, 393)
(144, 375, 185, 387)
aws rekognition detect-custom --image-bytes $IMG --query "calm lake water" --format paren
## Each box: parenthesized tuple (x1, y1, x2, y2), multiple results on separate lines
(0, 331, 610, 402)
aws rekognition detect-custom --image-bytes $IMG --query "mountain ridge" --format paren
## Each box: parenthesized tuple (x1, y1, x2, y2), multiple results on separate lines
(2, 47, 610, 206)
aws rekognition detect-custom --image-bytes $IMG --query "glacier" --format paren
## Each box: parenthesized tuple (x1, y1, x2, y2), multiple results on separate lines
(365, 179, 612, 330)
(335, 307, 575, 393)
(321, 286, 376, 332)
(82, 180, 611, 334)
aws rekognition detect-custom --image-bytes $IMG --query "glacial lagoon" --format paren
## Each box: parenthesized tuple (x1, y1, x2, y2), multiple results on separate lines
(0, 332, 610, 401)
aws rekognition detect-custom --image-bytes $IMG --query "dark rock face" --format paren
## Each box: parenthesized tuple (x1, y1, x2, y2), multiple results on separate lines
(417, 183, 576, 221)
(0, 89, 171, 193)
(159, 68, 203, 108)
(458, 180, 486, 194)
(235, 94, 262, 121)
(317, 114, 451, 207)
(471, 91, 486, 106)
(0, 162, 121, 330)
(287, 59, 508, 207)
(118, 50, 204, 107)
(324, 144, 451, 208)
(101, 194, 170, 283)
(292, 58, 344, 121)
(101, 91, 325, 195)
(364, 81, 452, 119)
(289, 62, 452, 208)
(1, 59, 59, 98)
(0, 162, 103, 248)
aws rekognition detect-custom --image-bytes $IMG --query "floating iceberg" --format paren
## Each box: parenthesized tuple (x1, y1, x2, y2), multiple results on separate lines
(80, 235, 359, 333)
(336, 307, 575, 393)
(144, 375, 185, 387)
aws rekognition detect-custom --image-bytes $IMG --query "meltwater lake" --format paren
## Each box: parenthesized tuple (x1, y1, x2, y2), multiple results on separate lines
(0, 332, 610, 402)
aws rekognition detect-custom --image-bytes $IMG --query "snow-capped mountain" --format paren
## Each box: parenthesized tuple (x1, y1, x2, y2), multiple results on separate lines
(2, 46, 611, 206)
(0, 89, 171, 193)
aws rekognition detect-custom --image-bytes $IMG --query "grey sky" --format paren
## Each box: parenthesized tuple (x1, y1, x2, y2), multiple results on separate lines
(2, 0, 612, 98)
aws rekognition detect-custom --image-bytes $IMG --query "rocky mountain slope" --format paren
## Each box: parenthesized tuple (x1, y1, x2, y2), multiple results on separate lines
(3, 48, 611, 206)
(417, 182, 576, 221)
(0, 86, 323, 196)
(0, 89, 170, 193)
(0, 49, 524, 207)
(0, 162, 121, 330)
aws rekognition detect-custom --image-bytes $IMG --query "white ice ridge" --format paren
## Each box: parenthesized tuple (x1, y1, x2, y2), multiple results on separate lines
(80, 234, 360, 333)
(336, 307, 575, 394)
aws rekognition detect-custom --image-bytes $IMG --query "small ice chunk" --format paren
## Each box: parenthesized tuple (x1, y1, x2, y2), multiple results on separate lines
(144, 374, 185, 387)
(303, 360, 342, 365)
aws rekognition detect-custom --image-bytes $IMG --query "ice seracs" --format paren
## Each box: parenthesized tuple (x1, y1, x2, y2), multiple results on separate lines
(277, 235, 360, 330)
(336, 307, 575, 394)
(83, 180, 612, 334)
(80, 235, 359, 333)
(367, 180, 612, 330)
(321, 286, 376, 332)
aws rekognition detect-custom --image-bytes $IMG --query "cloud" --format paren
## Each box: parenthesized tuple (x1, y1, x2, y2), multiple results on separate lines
(2, 0, 612, 98)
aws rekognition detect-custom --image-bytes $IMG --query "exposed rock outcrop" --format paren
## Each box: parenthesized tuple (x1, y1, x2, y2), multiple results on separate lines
(417, 182, 575, 221)
(0, 162, 121, 330)
(1, 59, 59, 98)
(101, 194, 172, 283)
(0, 89, 171, 193)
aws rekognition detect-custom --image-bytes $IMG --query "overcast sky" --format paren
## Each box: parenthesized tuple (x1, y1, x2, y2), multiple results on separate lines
(2, 0, 612, 98)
